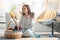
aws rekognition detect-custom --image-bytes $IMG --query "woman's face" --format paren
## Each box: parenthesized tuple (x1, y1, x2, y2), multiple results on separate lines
(22, 6, 28, 14)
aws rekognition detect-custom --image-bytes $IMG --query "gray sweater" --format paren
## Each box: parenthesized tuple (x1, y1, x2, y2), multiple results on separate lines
(19, 15, 32, 30)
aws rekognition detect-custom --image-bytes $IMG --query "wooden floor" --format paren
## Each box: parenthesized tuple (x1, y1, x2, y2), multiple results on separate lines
(0, 38, 58, 40)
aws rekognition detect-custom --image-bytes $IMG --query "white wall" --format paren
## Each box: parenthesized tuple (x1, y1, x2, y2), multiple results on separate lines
(0, 0, 11, 16)
(0, 0, 59, 18)
(0, 0, 46, 19)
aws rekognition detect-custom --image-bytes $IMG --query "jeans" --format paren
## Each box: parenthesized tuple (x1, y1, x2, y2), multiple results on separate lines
(22, 29, 35, 37)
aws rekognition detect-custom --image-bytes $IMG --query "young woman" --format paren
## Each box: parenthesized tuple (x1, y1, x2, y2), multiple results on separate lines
(19, 4, 35, 37)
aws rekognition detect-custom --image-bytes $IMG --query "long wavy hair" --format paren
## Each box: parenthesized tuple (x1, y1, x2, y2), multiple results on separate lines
(22, 4, 31, 16)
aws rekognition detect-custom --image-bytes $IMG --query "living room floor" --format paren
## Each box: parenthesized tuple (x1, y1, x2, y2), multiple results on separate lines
(0, 23, 60, 39)
(0, 29, 59, 40)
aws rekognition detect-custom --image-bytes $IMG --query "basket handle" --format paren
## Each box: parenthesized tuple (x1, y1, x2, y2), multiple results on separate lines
(6, 21, 13, 30)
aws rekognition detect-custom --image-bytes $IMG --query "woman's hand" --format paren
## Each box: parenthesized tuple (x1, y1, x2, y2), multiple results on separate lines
(17, 26, 22, 31)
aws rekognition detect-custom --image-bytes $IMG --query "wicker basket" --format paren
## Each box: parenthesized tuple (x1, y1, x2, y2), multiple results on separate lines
(5, 21, 22, 39)
(5, 31, 22, 39)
